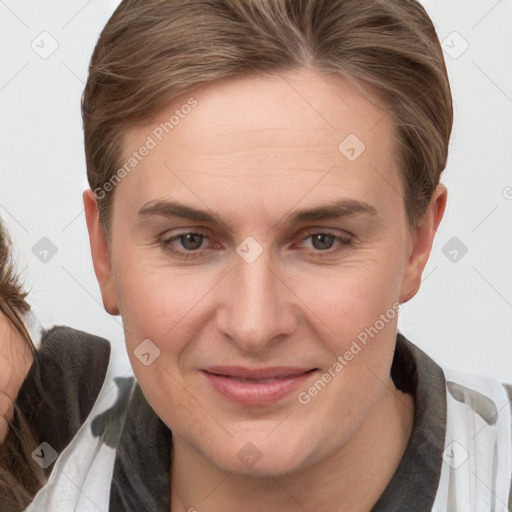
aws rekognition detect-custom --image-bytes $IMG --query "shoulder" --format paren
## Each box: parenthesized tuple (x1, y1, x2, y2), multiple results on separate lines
(25, 372, 136, 512)
(393, 333, 512, 510)
(22, 327, 136, 511)
(28, 326, 111, 425)
(442, 366, 512, 429)
(18, 325, 113, 447)
(38, 324, 111, 367)
(37, 325, 112, 388)
(433, 366, 512, 511)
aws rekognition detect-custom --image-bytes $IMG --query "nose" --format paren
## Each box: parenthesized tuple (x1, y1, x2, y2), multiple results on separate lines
(216, 246, 298, 352)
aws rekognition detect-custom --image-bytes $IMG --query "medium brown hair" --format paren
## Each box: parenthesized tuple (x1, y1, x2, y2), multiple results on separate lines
(82, 0, 452, 236)
(0, 223, 31, 343)
(0, 220, 46, 510)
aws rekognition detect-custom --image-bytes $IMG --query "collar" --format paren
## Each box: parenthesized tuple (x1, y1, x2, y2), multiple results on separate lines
(371, 332, 447, 511)
(109, 332, 447, 511)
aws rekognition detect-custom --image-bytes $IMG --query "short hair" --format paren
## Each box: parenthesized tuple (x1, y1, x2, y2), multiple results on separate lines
(82, 0, 453, 236)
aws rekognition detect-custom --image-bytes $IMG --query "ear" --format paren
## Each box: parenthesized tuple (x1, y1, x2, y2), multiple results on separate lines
(399, 183, 447, 304)
(83, 190, 120, 315)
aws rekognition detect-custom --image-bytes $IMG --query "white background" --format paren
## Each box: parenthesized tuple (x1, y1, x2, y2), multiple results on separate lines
(0, 0, 511, 380)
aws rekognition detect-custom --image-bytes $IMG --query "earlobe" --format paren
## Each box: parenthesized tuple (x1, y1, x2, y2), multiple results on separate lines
(83, 190, 120, 315)
(399, 183, 448, 304)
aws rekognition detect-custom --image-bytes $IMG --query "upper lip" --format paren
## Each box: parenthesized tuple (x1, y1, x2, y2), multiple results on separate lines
(202, 366, 316, 380)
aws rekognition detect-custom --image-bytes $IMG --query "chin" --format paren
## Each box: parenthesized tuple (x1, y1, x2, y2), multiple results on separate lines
(202, 433, 312, 477)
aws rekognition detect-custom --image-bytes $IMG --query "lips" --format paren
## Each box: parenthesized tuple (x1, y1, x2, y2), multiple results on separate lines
(202, 366, 317, 406)
(203, 366, 314, 380)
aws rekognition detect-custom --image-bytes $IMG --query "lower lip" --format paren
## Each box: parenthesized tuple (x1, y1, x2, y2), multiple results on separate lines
(202, 370, 317, 406)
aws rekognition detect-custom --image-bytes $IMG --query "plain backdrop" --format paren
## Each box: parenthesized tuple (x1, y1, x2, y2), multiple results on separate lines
(0, 0, 511, 380)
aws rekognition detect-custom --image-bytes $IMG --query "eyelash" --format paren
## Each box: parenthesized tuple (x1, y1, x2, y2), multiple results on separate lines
(158, 229, 353, 261)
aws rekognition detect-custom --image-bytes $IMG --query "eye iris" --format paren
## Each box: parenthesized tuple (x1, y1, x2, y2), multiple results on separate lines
(176, 234, 337, 252)
(312, 234, 334, 250)
(181, 234, 203, 250)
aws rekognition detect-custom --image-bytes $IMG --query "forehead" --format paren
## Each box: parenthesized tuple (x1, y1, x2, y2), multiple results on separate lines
(125, 68, 392, 152)
(115, 68, 401, 223)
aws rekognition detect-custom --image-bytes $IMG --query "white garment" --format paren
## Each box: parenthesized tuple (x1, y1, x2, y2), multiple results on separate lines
(432, 367, 512, 512)
(23, 337, 512, 512)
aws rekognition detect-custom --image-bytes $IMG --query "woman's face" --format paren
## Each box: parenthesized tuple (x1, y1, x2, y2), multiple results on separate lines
(87, 68, 442, 475)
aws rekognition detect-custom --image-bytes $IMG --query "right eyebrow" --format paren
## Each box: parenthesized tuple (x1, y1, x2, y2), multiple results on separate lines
(138, 200, 232, 232)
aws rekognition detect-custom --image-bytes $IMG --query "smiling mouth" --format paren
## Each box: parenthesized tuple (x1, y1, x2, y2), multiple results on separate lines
(201, 367, 318, 406)
(216, 375, 300, 383)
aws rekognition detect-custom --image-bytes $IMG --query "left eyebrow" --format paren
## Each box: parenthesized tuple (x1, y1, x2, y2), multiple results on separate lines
(138, 198, 378, 230)
(283, 199, 378, 225)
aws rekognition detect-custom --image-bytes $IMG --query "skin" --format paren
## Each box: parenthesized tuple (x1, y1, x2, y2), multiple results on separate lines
(84, 67, 447, 511)
(0, 312, 34, 443)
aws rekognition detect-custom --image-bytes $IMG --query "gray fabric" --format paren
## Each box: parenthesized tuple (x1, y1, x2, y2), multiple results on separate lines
(371, 333, 447, 511)
(109, 385, 171, 512)
(19, 325, 111, 453)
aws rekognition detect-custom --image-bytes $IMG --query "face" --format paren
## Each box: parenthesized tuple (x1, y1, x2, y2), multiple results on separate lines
(85, 68, 445, 476)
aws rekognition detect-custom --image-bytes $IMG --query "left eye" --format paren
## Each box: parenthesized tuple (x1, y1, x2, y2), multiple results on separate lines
(174, 233, 205, 251)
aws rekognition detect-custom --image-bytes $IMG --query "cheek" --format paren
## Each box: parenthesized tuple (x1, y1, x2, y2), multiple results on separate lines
(295, 243, 404, 331)
(113, 258, 220, 375)
(114, 265, 197, 409)
(291, 241, 404, 382)
(114, 254, 183, 329)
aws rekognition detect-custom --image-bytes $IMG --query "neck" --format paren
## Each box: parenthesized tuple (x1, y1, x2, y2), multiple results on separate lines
(0, 312, 34, 443)
(170, 377, 414, 512)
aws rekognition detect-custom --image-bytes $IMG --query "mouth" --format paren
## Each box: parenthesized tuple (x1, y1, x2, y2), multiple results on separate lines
(201, 366, 318, 406)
